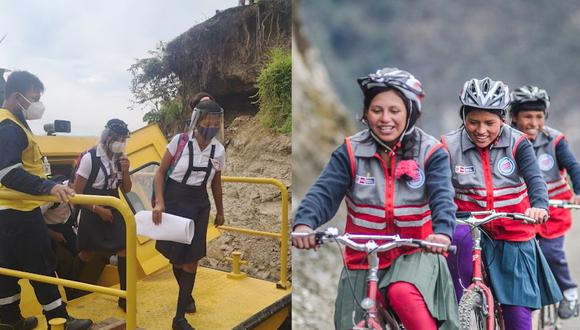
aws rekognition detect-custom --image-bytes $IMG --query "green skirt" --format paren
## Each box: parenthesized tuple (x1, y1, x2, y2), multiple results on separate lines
(334, 252, 459, 330)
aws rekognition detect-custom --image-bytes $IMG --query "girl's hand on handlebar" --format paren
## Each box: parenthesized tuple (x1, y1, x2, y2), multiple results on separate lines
(572, 195, 580, 205)
(425, 234, 451, 254)
(524, 207, 548, 224)
(292, 225, 318, 250)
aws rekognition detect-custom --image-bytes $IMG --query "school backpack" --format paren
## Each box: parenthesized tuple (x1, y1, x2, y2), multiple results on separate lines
(151, 132, 190, 208)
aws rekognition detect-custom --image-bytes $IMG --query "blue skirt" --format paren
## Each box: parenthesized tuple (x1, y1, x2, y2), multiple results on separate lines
(481, 236, 563, 309)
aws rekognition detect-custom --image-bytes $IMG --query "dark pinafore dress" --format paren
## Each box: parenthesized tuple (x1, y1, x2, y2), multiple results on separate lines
(156, 141, 216, 264)
(77, 149, 126, 253)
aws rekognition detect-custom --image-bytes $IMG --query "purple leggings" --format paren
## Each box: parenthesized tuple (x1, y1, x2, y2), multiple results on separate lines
(502, 305, 532, 330)
(447, 224, 473, 301)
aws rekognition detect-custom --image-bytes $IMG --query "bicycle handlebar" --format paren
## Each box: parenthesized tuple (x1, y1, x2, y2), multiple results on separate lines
(455, 210, 539, 226)
(292, 228, 456, 253)
(549, 199, 580, 209)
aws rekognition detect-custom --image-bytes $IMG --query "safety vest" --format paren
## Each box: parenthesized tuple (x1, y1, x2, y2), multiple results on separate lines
(533, 126, 573, 238)
(0, 109, 47, 211)
(442, 125, 534, 241)
(344, 128, 442, 270)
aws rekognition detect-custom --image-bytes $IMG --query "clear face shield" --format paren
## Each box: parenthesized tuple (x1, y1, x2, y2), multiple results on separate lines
(190, 108, 224, 144)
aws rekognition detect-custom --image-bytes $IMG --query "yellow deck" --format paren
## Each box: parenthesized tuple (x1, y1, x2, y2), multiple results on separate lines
(29, 265, 290, 329)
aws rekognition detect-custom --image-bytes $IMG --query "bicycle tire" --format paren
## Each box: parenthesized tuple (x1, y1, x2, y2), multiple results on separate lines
(537, 303, 559, 330)
(458, 290, 490, 330)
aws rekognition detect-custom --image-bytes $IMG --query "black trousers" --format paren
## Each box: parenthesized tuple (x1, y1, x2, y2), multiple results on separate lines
(0, 208, 63, 311)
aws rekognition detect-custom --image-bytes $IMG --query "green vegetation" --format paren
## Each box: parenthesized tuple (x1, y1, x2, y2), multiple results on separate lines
(256, 48, 291, 134)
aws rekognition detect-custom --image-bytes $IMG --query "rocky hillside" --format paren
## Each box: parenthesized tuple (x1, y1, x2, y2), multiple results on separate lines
(292, 1, 355, 328)
(166, 0, 291, 121)
(201, 115, 291, 282)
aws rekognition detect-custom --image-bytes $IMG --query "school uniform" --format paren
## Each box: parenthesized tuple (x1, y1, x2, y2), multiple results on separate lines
(76, 144, 125, 252)
(295, 128, 459, 330)
(532, 127, 580, 293)
(442, 124, 562, 309)
(156, 132, 225, 264)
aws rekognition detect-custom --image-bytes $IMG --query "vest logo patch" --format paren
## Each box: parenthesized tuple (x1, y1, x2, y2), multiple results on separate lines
(406, 168, 425, 189)
(455, 165, 475, 174)
(538, 153, 554, 171)
(355, 175, 375, 185)
(497, 157, 516, 176)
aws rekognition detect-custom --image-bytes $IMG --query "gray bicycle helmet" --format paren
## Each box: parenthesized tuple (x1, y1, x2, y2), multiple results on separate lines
(459, 77, 509, 119)
(509, 85, 550, 118)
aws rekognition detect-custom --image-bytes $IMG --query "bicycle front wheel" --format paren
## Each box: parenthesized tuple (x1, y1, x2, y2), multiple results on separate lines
(458, 289, 493, 330)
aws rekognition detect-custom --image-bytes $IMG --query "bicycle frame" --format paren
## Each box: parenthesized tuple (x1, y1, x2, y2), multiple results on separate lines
(294, 230, 453, 330)
(456, 210, 537, 330)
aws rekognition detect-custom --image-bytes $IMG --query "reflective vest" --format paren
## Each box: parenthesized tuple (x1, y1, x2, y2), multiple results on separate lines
(0, 109, 47, 211)
(442, 125, 534, 241)
(344, 128, 442, 269)
(534, 127, 573, 238)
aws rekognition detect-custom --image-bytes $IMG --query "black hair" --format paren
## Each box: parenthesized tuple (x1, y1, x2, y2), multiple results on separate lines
(5, 71, 44, 97)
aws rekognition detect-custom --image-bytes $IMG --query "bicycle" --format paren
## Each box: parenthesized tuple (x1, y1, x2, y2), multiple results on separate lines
(292, 228, 455, 330)
(454, 210, 538, 330)
(535, 199, 580, 330)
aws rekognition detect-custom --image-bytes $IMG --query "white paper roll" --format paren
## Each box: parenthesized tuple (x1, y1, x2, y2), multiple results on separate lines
(135, 210, 195, 244)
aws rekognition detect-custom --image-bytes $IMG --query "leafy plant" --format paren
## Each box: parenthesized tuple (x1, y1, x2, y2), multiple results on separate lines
(256, 48, 291, 134)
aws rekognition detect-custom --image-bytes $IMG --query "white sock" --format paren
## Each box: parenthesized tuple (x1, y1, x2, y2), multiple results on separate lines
(563, 287, 578, 301)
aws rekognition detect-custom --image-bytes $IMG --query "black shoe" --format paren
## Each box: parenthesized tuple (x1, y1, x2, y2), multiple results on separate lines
(0, 316, 38, 330)
(558, 298, 579, 319)
(172, 317, 195, 330)
(118, 298, 126, 312)
(185, 297, 196, 314)
(49, 317, 93, 330)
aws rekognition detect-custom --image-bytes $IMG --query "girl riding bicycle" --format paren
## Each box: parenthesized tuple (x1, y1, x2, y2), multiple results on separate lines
(509, 85, 580, 319)
(442, 78, 562, 329)
(293, 68, 459, 330)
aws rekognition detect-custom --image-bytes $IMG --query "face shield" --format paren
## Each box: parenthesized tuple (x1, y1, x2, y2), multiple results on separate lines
(190, 105, 224, 143)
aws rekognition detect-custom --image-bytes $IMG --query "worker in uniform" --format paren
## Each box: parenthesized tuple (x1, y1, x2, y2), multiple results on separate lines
(0, 70, 92, 330)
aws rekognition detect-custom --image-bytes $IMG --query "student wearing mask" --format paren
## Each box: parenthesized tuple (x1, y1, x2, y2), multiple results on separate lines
(73, 119, 132, 311)
(152, 99, 226, 330)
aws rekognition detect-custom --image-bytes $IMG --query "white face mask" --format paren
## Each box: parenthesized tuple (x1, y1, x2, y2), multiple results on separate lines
(18, 94, 46, 120)
(110, 141, 126, 154)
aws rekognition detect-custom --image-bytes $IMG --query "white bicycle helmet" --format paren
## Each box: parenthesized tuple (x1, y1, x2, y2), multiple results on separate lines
(459, 77, 509, 119)
(509, 85, 550, 118)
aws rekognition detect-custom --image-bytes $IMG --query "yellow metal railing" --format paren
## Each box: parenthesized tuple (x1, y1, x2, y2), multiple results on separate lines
(0, 192, 137, 330)
(220, 176, 290, 289)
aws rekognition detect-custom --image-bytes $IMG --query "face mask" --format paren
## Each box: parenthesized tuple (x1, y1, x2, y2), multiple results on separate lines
(110, 141, 126, 154)
(18, 94, 45, 120)
(198, 127, 218, 140)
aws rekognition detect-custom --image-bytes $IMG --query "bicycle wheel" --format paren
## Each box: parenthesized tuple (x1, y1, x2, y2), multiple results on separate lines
(458, 289, 491, 330)
(537, 303, 560, 330)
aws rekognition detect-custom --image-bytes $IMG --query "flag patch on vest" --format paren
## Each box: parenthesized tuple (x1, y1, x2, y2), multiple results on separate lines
(406, 168, 425, 189)
(455, 165, 475, 174)
(355, 175, 375, 185)
(537, 153, 555, 171)
(497, 157, 516, 176)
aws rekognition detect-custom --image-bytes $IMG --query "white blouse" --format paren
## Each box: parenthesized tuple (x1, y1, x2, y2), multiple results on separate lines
(166, 133, 226, 186)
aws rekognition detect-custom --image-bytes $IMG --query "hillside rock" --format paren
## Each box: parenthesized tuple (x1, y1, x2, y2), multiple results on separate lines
(166, 0, 291, 119)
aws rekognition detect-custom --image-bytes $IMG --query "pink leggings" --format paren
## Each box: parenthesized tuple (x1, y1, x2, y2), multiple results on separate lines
(387, 282, 437, 330)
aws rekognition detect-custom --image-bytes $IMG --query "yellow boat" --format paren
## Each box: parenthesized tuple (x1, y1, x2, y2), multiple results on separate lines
(0, 124, 291, 329)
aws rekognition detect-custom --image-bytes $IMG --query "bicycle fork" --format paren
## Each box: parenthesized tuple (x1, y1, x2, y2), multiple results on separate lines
(468, 228, 497, 329)
(354, 242, 384, 330)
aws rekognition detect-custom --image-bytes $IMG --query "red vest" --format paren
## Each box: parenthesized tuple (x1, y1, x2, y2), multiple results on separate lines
(344, 128, 441, 269)
(443, 126, 535, 241)
(533, 127, 573, 238)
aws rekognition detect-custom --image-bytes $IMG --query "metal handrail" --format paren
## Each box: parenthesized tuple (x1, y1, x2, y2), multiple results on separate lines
(220, 176, 290, 289)
(0, 192, 137, 330)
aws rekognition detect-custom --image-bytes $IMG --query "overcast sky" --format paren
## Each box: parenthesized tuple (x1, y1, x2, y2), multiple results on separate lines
(0, 0, 234, 136)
